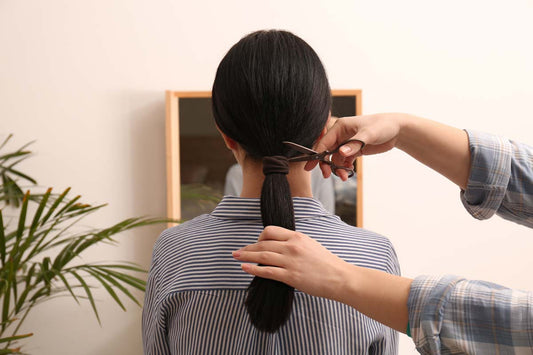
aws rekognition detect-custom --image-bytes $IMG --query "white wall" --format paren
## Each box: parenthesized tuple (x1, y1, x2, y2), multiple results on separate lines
(1, 1, 531, 354)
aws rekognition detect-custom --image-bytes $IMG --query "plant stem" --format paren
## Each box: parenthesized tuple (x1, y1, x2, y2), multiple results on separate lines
(5, 302, 34, 349)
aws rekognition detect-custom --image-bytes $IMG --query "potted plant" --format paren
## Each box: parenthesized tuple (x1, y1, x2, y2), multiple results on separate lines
(0, 135, 169, 354)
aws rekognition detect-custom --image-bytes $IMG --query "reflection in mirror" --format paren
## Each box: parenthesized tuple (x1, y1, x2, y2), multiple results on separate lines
(165, 90, 363, 226)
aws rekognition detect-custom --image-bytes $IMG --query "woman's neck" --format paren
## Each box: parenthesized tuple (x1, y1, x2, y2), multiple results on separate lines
(239, 159, 313, 198)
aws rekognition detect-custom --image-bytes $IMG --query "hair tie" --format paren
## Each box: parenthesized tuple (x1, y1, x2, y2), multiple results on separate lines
(262, 156, 289, 176)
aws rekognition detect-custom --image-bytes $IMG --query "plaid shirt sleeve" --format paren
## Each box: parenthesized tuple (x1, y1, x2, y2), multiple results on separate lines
(460, 130, 533, 228)
(408, 275, 533, 354)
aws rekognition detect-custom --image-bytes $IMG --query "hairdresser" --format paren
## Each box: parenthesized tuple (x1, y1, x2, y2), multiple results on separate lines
(233, 113, 533, 354)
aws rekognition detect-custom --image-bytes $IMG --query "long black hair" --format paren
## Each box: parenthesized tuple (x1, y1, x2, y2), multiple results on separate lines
(212, 30, 331, 332)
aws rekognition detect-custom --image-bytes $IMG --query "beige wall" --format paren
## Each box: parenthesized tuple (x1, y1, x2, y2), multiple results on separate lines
(1, 0, 532, 354)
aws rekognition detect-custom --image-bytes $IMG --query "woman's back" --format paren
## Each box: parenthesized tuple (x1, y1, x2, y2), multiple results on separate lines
(143, 197, 399, 354)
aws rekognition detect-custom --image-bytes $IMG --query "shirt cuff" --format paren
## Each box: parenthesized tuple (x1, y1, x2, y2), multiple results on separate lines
(407, 275, 464, 355)
(460, 129, 513, 221)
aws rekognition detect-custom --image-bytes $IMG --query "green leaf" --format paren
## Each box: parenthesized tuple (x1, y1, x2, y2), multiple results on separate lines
(0, 210, 5, 266)
(95, 268, 146, 291)
(1, 175, 24, 207)
(54, 194, 81, 217)
(0, 333, 33, 344)
(0, 134, 13, 151)
(2, 166, 37, 185)
(29, 188, 51, 236)
(14, 287, 31, 315)
(56, 273, 79, 305)
(2, 279, 10, 331)
(11, 191, 30, 259)
(24, 264, 36, 288)
(95, 263, 147, 273)
(85, 270, 125, 311)
(41, 257, 52, 285)
(89, 267, 142, 307)
(28, 285, 51, 303)
(70, 271, 100, 324)
(40, 187, 71, 225)
(51, 238, 83, 271)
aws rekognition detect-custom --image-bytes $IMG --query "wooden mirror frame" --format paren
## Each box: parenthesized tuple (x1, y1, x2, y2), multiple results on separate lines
(165, 90, 363, 226)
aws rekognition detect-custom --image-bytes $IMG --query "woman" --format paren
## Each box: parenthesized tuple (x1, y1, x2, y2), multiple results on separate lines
(142, 30, 400, 354)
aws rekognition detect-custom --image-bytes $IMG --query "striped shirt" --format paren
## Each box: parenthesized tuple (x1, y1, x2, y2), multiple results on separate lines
(408, 130, 533, 354)
(143, 197, 400, 354)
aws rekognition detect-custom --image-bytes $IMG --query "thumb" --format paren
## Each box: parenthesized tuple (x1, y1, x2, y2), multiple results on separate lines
(337, 138, 366, 157)
(314, 116, 361, 153)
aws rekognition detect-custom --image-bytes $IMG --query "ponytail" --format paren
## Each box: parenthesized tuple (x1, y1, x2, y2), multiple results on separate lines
(245, 156, 295, 332)
(212, 29, 331, 333)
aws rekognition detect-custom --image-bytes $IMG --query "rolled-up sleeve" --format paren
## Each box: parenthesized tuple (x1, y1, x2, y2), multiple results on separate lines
(461, 130, 533, 228)
(408, 275, 533, 354)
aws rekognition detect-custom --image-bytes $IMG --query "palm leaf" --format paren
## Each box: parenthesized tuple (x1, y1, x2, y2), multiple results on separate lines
(84, 270, 126, 311)
(55, 273, 79, 305)
(0, 134, 13, 151)
(1, 279, 11, 332)
(0, 211, 5, 266)
(69, 271, 100, 324)
(0, 333, 32, 344)
(87, 267, 142, 307)
(39, 188, 71, 225)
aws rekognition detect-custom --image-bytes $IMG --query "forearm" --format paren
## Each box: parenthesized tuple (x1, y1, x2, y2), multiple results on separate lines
(334, 262, 412, 333)
(396, 115, 471, 190)
(408, 275, 533, 354)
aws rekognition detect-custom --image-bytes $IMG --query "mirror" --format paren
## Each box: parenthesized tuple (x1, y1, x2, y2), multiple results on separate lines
(165, 90, 363, 226)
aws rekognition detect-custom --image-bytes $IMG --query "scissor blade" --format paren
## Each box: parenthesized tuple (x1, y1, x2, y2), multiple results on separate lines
(282, 141, 317, 155)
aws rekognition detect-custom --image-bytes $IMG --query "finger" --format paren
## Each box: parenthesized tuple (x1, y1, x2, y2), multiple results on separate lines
(335, 169, 348, 181)
(232, 250, 287, 267)
(259, 225, 296, 242)
(240, 263, 290, 284)
(330, 151, 355, 168)
(338, 139, 365, 157)
(237, 240, 286, 253)
(304, 160, 318, 171)
(319, 161, 332, 178)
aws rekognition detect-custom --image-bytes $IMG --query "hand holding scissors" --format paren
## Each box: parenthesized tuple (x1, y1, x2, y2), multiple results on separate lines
(283, 139, 365, 179)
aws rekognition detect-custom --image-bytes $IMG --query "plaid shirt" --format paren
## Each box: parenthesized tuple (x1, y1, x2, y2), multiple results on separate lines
(408, 130, 533, 354)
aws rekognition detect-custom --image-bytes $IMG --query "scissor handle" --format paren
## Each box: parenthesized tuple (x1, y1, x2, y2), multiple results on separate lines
(323, 139, 364, 178)
(323, 161, 355, 178)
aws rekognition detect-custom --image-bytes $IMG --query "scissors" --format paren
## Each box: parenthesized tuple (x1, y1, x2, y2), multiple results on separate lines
(282, 139, 365, 178)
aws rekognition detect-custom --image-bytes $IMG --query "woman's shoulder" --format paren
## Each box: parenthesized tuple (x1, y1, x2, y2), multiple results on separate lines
(152, 214, 212, 252)
(298, 217, 400, 274)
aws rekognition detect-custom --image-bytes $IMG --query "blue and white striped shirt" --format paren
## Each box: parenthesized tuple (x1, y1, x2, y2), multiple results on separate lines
(143, 197, 400, 354)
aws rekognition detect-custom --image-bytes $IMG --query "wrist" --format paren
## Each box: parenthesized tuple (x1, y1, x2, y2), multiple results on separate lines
(331, 262, 360, 305)
(395, 113, 419, 151)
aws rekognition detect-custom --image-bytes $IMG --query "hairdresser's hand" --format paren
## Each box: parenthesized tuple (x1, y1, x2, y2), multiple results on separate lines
(308, 113, 407, 180)
(232, 226, 348, 300)
(312, 113, 471, 188)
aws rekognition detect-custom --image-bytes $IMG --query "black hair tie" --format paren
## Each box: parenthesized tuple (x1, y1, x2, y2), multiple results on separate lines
(262, 156, 289, 175)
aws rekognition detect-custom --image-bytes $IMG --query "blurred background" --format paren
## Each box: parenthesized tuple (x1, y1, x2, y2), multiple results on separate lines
(1, 0, 532, 353)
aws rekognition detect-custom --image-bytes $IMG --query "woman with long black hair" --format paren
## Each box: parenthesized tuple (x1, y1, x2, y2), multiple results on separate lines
(143, 30, 400, 354)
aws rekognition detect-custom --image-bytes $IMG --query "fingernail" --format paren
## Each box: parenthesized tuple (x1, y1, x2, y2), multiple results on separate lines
(232, 250, 241, 257)
(340, 146, 352, 154)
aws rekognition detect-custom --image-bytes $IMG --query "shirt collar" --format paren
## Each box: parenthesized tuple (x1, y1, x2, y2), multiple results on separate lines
(211, 196, 330, 221)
